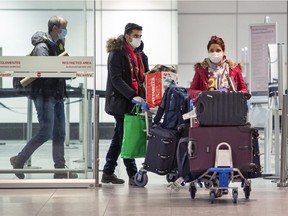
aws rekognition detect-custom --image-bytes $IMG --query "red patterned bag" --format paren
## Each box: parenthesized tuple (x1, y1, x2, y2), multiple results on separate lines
(146, 67, 178, 108)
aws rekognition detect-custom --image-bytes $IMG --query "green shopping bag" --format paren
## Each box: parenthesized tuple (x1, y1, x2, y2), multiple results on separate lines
(121, 105, 147, 159)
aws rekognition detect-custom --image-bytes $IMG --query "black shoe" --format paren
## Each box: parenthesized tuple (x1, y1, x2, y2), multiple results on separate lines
(101, 173, 125, 184)
(10, 156, 25, 179)
(53, 162, 78, 179)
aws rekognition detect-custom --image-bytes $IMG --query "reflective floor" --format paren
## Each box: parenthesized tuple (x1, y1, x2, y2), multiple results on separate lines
(1, 137, 288, 216)
(1, 173, 288, 216)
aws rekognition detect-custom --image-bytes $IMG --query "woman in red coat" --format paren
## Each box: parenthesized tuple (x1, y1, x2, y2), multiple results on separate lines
(188, 35, 248, 99)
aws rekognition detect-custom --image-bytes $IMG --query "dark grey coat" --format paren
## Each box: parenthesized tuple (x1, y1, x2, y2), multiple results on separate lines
(29, 31, 67, 100)
(105, 35, 149, 117)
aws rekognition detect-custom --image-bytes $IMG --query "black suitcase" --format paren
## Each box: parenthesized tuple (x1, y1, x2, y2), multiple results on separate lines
(143, 126, 180, 175)
(188, 126, 260, 178)
(195, 91, 250, 126)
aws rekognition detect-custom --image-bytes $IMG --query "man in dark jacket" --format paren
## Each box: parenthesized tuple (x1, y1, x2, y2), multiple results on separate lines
(10, 16, 77, 179)
(102, 23, 149, 185)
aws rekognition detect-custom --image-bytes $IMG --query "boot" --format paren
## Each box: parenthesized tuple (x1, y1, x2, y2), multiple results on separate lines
(10, 156, 25, 179)
(101, 173, 125, 184)
(53, 161, 78, 179)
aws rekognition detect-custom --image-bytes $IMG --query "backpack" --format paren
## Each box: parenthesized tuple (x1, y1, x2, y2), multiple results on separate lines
(12, 49, 34, 92)
(153, 81, 189, 129)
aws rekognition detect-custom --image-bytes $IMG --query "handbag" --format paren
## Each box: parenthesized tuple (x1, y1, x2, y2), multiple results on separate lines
(121, 105, 147, 159)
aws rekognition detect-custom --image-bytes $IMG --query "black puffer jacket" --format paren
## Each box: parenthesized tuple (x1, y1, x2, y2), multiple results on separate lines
(29, 31, 67, 100)
(105, 35, 149, 117)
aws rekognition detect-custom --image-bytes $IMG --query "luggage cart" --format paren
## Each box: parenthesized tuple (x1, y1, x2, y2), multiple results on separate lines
(131, 99, 179, 187)
(188, 142, 252, 204)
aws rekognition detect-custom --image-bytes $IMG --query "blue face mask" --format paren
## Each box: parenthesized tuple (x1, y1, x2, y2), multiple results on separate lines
(58, 29, 67, 39)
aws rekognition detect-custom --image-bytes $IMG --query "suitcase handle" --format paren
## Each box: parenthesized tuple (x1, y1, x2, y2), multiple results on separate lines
(188, 140, 197, 158)
(158, 154, 170, 159)
(161, 139, 172, 144)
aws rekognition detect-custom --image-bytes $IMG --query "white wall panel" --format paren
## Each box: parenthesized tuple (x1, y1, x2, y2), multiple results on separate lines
(177, 64, 194, 88)
(178, 0, 236, 14)
(178, 14, 237, 64)
(0, 0, 85, 9)
(100, 11, 177, 66)
(237, 14, 287, 64)
(101, 0, 177, 10)
(238, 1, 287, 13)
(0, 11, 85, 56)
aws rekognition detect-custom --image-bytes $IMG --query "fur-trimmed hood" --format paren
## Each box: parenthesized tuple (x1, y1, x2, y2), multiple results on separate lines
(196, 58, 241, 70)
(106, 35, 144, 53)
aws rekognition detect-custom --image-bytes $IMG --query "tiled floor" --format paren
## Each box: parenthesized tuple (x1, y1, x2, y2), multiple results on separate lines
(1, 176, 288, 216)
(1, 137, 288, 216)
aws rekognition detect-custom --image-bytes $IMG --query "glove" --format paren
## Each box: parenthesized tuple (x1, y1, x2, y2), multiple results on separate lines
(132, 96, 145, 103)
(132, 96, 149, 112)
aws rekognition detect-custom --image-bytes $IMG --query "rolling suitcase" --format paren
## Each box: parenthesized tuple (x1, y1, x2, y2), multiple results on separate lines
(188, 126, 260, 177)
(195, 91, 250, 126)
(143, 126, 180, 175)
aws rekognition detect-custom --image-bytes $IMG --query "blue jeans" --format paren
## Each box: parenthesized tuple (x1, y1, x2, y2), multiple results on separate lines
(103, 116, 137, 178)
(17, 96, 66, 166)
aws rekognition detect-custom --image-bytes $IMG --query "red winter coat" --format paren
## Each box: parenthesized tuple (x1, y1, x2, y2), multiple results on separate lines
(188, 59, 248, 99)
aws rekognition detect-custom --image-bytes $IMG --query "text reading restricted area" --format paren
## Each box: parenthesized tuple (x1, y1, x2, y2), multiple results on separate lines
(62, 61, 92, 65)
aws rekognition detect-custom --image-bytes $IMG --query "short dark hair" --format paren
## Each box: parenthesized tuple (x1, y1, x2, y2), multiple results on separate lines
(124, 23, 142, 35)
(207, 35, 225, 52)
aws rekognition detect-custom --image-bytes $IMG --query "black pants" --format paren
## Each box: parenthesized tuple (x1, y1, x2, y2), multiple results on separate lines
(103, 116, 137, 178)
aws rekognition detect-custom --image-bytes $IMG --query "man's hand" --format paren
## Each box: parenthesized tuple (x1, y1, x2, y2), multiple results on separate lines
(132, 96, 148, 111)
(132, 96, 145, 103)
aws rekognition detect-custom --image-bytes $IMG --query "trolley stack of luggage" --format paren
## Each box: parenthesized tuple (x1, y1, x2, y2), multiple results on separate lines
(133, 80, 189, 187)
(179, 91, 262, 203)
(128, 68, 261, 204)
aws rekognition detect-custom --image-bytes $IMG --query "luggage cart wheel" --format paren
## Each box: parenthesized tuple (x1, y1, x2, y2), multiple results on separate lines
(189, 183, 197, 199)
(204, 180, 213, 189)
(243, 179, 251, 199)
(134, 171, 148, 187)
(166, 173, 177, 183)
(232, 190, 238, 204)
(243, 182, 251, 199)
(209, 191, 216, 204)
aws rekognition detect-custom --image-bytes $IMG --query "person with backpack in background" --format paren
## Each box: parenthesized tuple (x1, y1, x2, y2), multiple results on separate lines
(10, 15, 78, 179)
(102, 23, 149, 186)
(189, 35, 248, 99)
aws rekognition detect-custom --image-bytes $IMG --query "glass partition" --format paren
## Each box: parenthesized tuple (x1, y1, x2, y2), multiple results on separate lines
(0, 0, 97, 187)
(0, 0, 179, 187)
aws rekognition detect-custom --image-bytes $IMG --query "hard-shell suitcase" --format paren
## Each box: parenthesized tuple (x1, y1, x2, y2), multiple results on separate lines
(188, 126, 259, 177)
(143, 126, 180, 175)
(195, 91, 250, 126)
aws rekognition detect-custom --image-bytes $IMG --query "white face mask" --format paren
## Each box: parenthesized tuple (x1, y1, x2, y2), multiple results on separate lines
(129, 38, 141, 49)
(208, 52, 223, 64)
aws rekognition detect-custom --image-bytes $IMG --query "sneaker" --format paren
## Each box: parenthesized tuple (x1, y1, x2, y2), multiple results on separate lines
(101, 173, 125, 184)
(10, 156, 25, 179)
